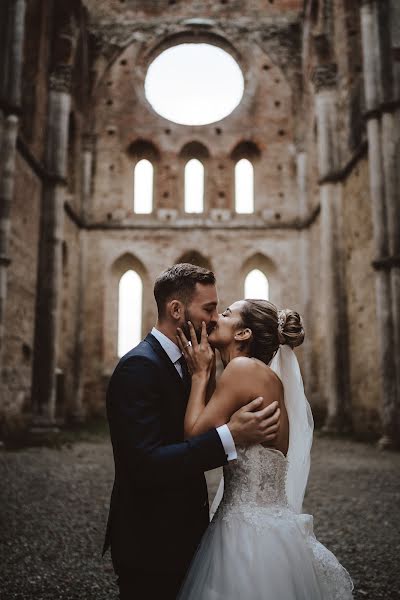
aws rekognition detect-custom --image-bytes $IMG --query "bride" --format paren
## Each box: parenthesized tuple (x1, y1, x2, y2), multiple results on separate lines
(176, 299, 353, 600)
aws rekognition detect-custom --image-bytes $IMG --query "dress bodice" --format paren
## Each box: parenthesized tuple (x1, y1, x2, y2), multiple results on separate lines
(221, 445, 289, 512)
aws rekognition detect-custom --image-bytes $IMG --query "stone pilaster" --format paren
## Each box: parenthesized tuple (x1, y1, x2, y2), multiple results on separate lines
(296, 150, 312, 388)
(381, 109, 400, 445)
(313, 64, 351, 432)
(81, 134, 95, 220)
(69, 229, 88, 424)
(31, 67, 72, 425)
(4, 0, 26, 108)
(0, 0, 26, 373)
(361, 0, 400, 448)
(0, 115, 18, 364)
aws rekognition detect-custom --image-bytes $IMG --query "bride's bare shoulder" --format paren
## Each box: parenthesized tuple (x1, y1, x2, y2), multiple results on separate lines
(223, 356, 256, 374)
(223, 357, 281, 387)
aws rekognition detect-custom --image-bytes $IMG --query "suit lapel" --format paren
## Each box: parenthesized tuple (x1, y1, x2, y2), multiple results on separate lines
(144, 333, 188, 398)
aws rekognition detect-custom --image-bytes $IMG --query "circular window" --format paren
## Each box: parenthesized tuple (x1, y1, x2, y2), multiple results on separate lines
(144, 43, 244, 126)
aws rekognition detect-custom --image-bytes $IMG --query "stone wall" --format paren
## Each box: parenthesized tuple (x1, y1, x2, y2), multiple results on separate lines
(82, 226, 304, 415)
(342, 157, 382, 438)
(1, 0, 399, 444)
(59, 211, 82, 420)
(0, 153, 41, 432)
(90, 27, 299, 223)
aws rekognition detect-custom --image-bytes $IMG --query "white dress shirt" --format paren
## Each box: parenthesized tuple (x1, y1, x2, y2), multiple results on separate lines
(151, 327, 237, 461)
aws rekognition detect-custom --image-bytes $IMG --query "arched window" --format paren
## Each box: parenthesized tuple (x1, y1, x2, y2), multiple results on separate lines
(134, 159, 153, 214)
(235, 159, 254, 213)
(185, 159, 204, 213)
(244, 269, 269, 300)
(118, 270, 143, 357)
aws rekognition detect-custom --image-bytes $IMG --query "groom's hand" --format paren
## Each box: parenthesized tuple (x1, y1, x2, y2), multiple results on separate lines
(227, 398, 280, 447)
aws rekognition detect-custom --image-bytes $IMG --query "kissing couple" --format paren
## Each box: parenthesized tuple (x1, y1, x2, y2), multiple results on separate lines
(104, 263, 353, 599)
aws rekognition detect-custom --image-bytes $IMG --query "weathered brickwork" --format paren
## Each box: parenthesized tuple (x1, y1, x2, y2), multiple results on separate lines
(342, 158, 381, 438)
(0, 154, 42, 433)
(0, 0, 399, 446)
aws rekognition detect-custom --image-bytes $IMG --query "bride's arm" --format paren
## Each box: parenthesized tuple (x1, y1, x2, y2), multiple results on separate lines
(184, 357, 262, 438)
(177, 322, 281, 441)
(176, 322, 218, 436)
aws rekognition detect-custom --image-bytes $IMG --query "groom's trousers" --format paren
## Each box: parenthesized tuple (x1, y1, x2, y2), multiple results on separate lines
(117, 568, 186, 600)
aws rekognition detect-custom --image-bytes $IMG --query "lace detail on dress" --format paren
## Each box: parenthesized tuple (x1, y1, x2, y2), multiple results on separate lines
(215, 446, 292, 532)
(222, 446, 288, 510)
(308, 537, 354, 599)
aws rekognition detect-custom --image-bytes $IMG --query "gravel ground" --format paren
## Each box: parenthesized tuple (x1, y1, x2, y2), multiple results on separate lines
(0, 433, 399, 600)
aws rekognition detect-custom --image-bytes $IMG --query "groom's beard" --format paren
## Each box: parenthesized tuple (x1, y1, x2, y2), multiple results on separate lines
(182, 309, 202, 343)
(182, 309, 216, 342)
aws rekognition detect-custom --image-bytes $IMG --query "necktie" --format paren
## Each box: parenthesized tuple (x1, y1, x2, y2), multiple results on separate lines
(178, 355, 191, 394)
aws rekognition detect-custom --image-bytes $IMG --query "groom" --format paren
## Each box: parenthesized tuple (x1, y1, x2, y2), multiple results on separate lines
(103, 263, 281, 600)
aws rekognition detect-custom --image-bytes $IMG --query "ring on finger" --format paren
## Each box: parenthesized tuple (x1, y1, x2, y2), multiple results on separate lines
(185, 341, 192, 348)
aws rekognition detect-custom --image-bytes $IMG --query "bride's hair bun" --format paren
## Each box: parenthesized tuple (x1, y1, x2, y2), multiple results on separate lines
(239, 300, 305, 365)
(278, 309, 305, 348)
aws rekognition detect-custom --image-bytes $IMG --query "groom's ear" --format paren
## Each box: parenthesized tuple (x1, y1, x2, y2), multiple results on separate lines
(168, 299, 184, 321)
(234, 328, 252, 342)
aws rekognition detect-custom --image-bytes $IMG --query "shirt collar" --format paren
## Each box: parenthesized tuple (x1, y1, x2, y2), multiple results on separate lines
(151, 327, 182, 364)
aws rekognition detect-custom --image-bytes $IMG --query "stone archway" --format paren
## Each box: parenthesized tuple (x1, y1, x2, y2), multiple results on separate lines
(176, 250, 213, 272)
(240, 253, 278, 304)
(104, 252, 149, 370)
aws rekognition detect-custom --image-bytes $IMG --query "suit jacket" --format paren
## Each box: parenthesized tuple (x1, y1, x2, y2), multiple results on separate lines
(103, 333, 227, 574)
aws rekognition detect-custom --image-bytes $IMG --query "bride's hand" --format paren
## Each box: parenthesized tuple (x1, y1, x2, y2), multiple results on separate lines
(177, 321, 214, 380)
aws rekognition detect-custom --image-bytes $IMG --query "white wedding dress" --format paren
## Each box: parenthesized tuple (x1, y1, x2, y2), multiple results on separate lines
(178, 347, 354, 600)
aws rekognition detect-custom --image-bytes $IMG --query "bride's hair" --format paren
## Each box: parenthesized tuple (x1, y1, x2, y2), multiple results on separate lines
(238, 300, 305, 364)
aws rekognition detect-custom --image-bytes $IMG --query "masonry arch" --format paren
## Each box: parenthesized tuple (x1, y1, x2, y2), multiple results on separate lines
(245, 269, 269, 300)
(104, 253, 150, 368)
(176, 250, 213, 272)
(127, 139, 160, 214)
(240, 253, 278, 304)
(179, 142, 210, 213)
(230, 141, 261, 213)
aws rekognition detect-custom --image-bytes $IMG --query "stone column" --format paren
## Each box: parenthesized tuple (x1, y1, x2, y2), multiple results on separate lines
(81, 133, 94, 220)
(0, 0, 26, 370)
(388, 0, 400, 440)
(0, 115, 18, 362)
(2, 0, 26, 107)
(382, 110, 400, 443)
(68, 131, 96, 422)
(360, 0, 399, 448)
(31, 66, 72, 426)
(69, 228, 88, 425)
(313, 65, 351, 432)
(297, 150, 312, 387)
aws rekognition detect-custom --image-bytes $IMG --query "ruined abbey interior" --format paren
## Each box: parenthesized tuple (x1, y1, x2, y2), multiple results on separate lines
(0, 0, 399, 448)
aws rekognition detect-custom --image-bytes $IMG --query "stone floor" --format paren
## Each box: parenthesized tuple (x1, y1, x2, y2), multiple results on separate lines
(0, 433, 399, 599)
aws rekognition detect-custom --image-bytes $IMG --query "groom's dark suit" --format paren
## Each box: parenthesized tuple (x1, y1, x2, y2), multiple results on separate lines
(103, 333, 227, 598)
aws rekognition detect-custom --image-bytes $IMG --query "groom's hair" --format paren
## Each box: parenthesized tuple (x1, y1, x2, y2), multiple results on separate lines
(154, 263, 216, 318)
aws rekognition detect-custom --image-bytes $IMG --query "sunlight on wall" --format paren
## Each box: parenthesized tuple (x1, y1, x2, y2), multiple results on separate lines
(244, 269, 269, 300)
(134, 159, 153, 214)
(185, 159, 204, 213)
(235, 159, 254, 213)
(118, 270, 143, 357)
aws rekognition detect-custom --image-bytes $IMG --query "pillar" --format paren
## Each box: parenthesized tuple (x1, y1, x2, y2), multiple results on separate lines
(0, 0, 26, 371)
(81, 134, 94, 220)
(313, 64, 351, 432)
(361, 0, 400, 448)
(31, 66, 72, 425)
(297, 150, 313, 388)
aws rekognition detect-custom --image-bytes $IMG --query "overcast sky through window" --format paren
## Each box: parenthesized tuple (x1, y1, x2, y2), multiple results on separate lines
(118, 270, 142, 356)
(145, 43, 244, 126)
(245, 269, 269, 300)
